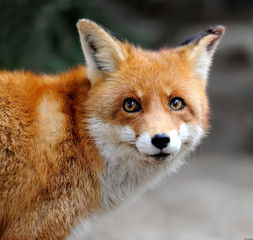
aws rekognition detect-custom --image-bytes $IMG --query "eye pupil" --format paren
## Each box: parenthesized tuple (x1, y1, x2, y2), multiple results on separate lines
(126, 101, 136, 110)
(173, 99, 179, 106)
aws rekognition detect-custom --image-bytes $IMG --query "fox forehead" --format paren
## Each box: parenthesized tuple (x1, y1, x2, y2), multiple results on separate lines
(113, 47, 205, 96)
(102, 47, 205, 95)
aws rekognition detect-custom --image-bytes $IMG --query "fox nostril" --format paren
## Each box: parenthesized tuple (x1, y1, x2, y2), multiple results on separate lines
(151, 134, 170, 150)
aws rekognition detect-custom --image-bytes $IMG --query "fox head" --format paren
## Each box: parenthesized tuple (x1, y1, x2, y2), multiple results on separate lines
(77, 19, 224, 167)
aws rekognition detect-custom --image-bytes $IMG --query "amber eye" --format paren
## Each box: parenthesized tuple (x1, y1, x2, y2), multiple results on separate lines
(123, 98, 142, 113)
(169, 97, 185, 111)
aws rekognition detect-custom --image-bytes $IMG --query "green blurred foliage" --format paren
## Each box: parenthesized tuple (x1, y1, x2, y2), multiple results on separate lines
(0, 0, 158, 73)
(0, 0, 107, 72)
(1, 0, 252, 73)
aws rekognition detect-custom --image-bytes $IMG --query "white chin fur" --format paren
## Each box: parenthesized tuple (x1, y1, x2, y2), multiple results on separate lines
(87, 117, 204, 209)
(179, 122, 204, 150)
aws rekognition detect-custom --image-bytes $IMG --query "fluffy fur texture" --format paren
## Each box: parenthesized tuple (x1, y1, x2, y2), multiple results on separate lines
(0, 19, 224, 239)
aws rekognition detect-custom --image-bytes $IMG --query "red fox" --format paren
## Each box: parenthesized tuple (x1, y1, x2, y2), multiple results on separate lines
(0, 19, 224, 239)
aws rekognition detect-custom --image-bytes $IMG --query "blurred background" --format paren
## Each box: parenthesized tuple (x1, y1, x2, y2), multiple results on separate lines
(1, 0, 253, 239)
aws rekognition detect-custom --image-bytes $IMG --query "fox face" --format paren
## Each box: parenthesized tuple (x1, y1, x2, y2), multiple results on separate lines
(78, 20, 224, 169)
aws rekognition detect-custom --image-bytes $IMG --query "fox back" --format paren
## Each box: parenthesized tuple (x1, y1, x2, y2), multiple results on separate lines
(0, 19, 224, 239)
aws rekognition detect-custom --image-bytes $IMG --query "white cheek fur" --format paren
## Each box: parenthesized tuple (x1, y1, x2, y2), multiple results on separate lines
(113, 125, 136, 144)
(88, 117, 203, 159)
(179, 123, 204, 149)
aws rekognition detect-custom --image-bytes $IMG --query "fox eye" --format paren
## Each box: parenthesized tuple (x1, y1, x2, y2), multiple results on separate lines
(123, 98, 142, 113)
(169, 97, 185, 111)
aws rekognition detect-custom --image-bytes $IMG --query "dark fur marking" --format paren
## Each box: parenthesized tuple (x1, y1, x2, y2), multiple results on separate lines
(88, 41, 97, 53)
(85, 34, 97, 53)
(180, 26, 218, 46)
(97, 23, 123, 42)
(85, 33, 106, 71)
(94, 58, 109, 72)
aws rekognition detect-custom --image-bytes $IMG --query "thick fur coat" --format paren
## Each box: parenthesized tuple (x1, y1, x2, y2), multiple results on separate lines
(0, 19, 224, 239)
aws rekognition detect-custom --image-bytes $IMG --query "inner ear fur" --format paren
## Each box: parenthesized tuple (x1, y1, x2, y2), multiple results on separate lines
(178, 25, 225, 83)
(77, 19, 127, 85)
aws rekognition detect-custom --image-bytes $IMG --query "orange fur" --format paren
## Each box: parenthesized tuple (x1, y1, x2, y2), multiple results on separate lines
(0, 20, 224, 239)
(85, 46, 209, 137)
(0, 67, 103, 239)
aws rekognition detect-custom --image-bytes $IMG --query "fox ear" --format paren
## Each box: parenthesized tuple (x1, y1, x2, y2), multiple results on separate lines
(179, 25, 225, 83)
(77, 19, 126, 85)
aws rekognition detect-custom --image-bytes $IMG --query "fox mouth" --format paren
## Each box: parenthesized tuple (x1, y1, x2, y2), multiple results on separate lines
(150, 153, 170, 161)
(129, 143, 172, 162)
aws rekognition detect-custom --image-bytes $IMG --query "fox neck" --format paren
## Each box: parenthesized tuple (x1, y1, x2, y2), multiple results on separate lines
(101, 152, 165, 210)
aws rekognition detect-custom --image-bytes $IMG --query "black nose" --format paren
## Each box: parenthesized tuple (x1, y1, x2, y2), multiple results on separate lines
(151, 134, 170, 150)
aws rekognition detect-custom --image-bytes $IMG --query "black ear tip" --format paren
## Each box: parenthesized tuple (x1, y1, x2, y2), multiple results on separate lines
(180, 25, 225, 46)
